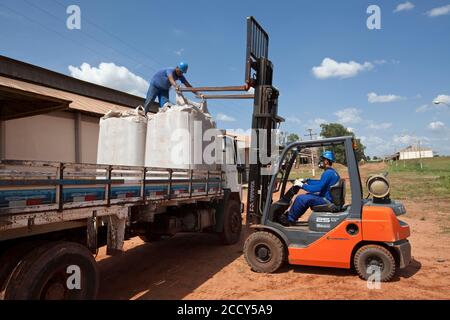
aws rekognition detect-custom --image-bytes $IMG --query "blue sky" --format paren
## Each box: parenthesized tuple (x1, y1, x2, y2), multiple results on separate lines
(1, 0, 449, 156)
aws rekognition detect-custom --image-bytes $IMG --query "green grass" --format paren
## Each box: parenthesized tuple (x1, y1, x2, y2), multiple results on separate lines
(387, 157, 450, 200)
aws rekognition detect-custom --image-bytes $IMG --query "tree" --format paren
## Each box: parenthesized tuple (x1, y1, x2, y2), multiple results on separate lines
(319, 123, 366, 163)
(287, 133, 300, 144)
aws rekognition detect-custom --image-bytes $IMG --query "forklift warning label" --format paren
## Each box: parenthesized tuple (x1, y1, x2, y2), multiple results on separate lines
(316, 217, 331, 223)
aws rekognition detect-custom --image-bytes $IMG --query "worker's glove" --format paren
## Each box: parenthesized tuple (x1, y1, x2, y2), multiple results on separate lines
(294, 179, 305, 188)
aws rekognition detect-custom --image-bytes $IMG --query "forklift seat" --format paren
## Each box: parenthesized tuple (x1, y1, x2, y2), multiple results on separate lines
(311, 179, 346, 213)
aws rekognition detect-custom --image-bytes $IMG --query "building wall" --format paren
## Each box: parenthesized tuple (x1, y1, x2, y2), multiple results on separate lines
(399, 150, 433, 160)
(3, 111, 100, 163)
(80, 114, 100, 164)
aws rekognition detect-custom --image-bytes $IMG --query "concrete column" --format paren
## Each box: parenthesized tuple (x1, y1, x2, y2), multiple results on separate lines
(0, 120, 5, 160)
(74, 112, 82, 163)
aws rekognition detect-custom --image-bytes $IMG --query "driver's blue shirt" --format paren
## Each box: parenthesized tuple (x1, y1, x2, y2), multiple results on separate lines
(150, 68, 187, 90)
(303, 168, 340, 202)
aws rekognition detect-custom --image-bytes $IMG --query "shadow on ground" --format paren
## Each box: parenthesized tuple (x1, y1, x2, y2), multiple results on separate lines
(97, 231, 245, 300)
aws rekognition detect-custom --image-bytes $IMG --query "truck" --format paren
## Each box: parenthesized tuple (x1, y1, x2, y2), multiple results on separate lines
(0, 130, 245, 299)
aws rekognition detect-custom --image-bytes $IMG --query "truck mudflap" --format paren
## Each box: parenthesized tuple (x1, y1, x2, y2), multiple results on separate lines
(386, 239, 411, 269)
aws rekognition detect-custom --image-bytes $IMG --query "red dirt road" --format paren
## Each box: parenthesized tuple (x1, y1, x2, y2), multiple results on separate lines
(97, 196, 450, 300)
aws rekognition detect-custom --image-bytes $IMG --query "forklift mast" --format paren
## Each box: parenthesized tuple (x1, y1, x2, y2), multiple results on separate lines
(245, 17, 284, 225)
(179, 17, 284, 225)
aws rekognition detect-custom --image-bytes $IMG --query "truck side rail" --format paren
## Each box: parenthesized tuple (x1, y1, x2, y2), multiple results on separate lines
(0, 160, 224, 216)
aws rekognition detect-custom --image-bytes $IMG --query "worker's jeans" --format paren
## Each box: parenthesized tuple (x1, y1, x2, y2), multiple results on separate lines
(288, 194, 328, 223)
(144, 84, 169, 113)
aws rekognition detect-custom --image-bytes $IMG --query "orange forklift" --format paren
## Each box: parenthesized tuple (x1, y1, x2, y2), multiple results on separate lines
(240, 18, 411, 281)
(243, 137, 412, 281)
(182, 17, 411, 281)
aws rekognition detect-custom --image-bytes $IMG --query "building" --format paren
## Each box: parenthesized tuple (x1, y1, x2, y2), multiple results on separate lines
(399, 145, 433, 160)
(0, 55, 154, 163)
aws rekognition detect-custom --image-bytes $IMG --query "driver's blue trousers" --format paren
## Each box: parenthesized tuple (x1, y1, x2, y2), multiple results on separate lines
(288, 194, 328, 222)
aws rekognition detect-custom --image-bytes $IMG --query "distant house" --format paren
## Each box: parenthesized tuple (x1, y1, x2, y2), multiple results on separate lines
(399, 145, 433, 160)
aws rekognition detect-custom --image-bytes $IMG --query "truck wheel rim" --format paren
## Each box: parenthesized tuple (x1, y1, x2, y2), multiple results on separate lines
(230, 211, 241, 233)
(40, 268, 70, 300)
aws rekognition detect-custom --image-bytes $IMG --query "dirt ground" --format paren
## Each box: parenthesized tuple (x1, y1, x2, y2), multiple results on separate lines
(97, 163, 450, 300)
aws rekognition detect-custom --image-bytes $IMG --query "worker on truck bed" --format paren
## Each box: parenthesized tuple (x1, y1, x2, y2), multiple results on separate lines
(144, 62, 202, 113)
(278, 151, 340, 226)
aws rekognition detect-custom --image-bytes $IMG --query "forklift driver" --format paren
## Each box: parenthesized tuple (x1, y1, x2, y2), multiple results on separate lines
(278, 151, 340, 226)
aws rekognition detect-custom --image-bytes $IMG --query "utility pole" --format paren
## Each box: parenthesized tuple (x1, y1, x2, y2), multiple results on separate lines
(305, 129, 318, 177)
(418, 139, 423, 170)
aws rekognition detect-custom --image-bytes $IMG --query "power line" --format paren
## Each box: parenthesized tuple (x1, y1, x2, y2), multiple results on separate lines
(52, 0, 165, 70)
(4, 1, 253, 121)
(21, 0, 158, 75)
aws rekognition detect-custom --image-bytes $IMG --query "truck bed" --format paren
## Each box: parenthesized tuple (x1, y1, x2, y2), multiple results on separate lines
(0, 160, 224, 237)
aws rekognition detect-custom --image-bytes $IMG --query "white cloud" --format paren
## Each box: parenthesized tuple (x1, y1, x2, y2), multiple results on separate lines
(393, 134, 429, 145)
(173, 28, 185, 36)
(312, 58, 373, 79)
(216, 113, 236, 122)
(368, 92, 405, 103)
(286, 116, 302, 125)
(415, 104, 447, 113)
(394, 2, 415, 13)
(416, 104, 430, 113)
(428, 121, 446, 131)
(174, 48, 185, 56)
(369, 122, 393, 130)
(433, 94, 450, 105)
(334, 108, 362, 124)
(427, 5, 450, 17)
(68, 62, 149, 97)
(373, 59, 387, 65)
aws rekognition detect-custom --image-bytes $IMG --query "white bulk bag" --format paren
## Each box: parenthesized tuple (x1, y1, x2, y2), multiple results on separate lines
(145, 95, 218, 171)
(97, 106, 147, 166)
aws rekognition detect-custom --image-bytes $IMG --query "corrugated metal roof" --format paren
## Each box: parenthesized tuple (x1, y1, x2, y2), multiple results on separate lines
(0, 75, 136, 116)
(0, 55, 145, 108)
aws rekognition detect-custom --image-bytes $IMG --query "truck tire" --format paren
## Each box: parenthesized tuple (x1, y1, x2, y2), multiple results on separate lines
(4, 242, 99, 300)
(244, 231, 286, 273)
(220, 200, 242, 245)
(0, 241, 45, 296)
(354, 244, 396, 282)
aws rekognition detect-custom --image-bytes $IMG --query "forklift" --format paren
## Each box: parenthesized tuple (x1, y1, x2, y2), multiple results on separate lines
(241, 18, 411, 281)
(182, 17, 412, 281)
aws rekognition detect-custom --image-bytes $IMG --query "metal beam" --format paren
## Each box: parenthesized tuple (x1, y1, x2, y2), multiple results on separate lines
(202, 94, 254, 100)
(179, 85, 249, 92)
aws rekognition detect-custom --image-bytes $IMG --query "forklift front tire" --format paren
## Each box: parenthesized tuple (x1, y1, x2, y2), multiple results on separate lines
(244, 231, 286, 273)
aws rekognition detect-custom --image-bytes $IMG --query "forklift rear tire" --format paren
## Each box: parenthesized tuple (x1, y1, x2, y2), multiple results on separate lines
(4, 241, 98, 300)
(354, 244, 396, 282)
(244, 231, 286, 273)
(220, 200, 242, 245)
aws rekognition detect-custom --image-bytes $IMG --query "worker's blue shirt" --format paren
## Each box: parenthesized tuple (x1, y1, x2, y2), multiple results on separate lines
(150, 68, 187, 90)
(303, 168, 340, 202)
